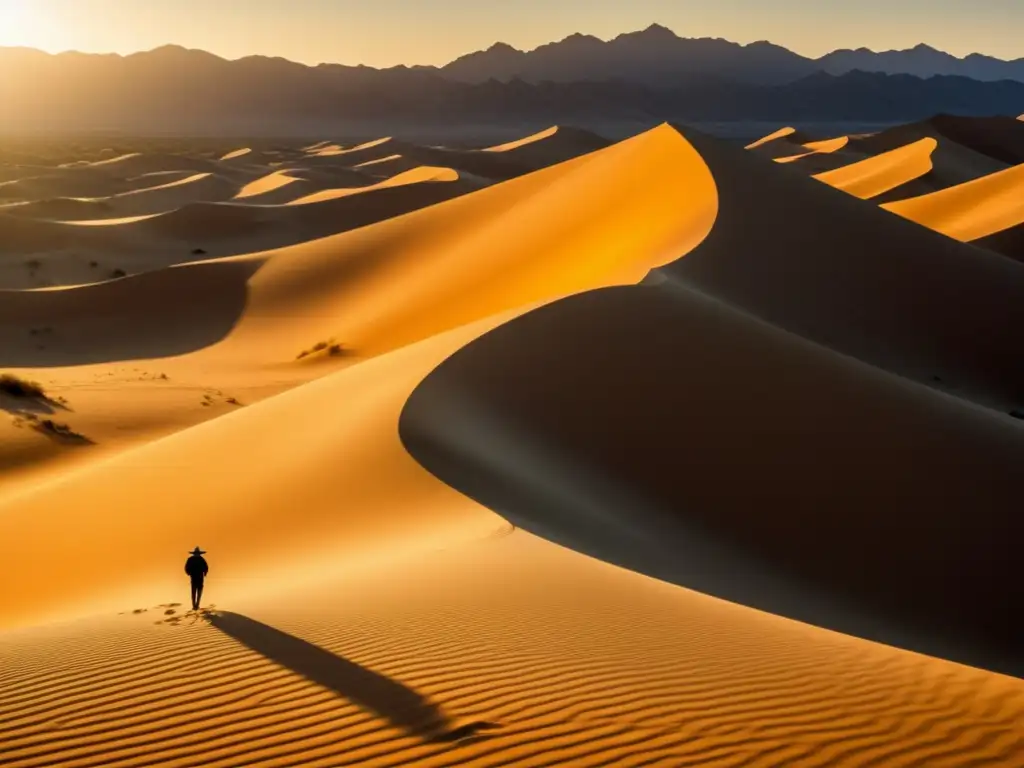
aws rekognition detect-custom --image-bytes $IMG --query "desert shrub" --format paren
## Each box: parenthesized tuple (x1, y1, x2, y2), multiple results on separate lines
(296, 338, 347, 360)
(0, 373, 45, 399)
(110, 268, 127, 278)
(192, 248, 207, 256)
(33, 418, 90, 443)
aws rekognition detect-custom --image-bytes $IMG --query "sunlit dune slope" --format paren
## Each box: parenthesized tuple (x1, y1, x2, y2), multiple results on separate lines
(482, 125, 610, 166)
(219, 147, 252, 161)
(664, 124, 1024, 408)
(286, 166, 467, 205)
(812, 137, 937, 199)
(745, 125, 812, 151)
(883, 161, 1024, 263)
(232, 170, 306, 201)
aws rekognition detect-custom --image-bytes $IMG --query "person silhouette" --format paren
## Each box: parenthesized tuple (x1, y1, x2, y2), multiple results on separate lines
(185, 547, 209, 611)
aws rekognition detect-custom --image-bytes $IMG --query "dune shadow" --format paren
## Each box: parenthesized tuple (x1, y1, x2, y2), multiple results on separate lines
(0, 259, 257, 368)
(0, 391, 62, 417)
(207, 611, 497, 743)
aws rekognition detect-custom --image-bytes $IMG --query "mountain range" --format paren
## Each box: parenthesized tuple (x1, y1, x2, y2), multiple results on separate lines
(2, 26, 1023, 135)
(435, 25, 1024, 86)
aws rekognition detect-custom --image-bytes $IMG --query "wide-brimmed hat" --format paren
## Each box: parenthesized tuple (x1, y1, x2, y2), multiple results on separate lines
(190, 547, 206, 555)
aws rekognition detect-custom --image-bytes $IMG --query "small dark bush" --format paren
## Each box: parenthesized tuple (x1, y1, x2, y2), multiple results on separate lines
(192, 248, 207, 256)
(89, 260, 99, 268)
(32, 418, 91, 444)
(296, 338, 347, 360)
(0, 374, 45, 399)
(110, 268, 127, 278)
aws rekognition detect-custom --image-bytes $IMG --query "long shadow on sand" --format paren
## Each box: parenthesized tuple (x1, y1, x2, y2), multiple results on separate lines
(207, 611, 496, 743)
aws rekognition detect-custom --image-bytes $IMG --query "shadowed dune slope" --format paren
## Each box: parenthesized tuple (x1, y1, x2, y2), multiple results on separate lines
(661, 125, 1024, 409)
(883, 161, 1024, 262)
(0, 259, 258, 366)
(812, 138, 936, 199)
(929, 113, 1024, 165)
(401, 280, 1022, 675)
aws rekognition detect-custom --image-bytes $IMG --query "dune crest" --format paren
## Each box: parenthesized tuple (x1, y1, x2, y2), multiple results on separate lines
(812, 137, 937, 199)
(883, 160, 1024, 250)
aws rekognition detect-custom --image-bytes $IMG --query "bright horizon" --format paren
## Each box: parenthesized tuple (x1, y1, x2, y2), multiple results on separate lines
(1, 0, 1022, 67)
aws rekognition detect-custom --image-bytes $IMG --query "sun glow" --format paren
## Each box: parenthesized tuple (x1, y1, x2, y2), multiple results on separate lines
(0, 0, 50, 47)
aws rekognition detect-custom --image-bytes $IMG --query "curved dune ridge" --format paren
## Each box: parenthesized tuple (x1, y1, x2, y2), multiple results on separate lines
(286, 166, 464, 205)
(773, 135, 851, 164)
(812, 137, 937, 199)
(751, 120, 1011, 200)
(2, 123, 1023, 767)
(883, 160, 1024, 261)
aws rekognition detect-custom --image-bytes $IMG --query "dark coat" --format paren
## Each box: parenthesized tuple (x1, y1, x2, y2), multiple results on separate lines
(185, 555, 209, 581)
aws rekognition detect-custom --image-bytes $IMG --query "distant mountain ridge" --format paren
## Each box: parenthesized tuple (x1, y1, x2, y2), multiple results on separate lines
(1, 36, 1023, 135)
(438, 25, 819, 86)
(818, 44, 1024, 83)
(435, 25, 1024, 86)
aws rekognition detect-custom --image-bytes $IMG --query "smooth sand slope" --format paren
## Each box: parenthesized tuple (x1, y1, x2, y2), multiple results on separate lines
(812, 137, 937, 199)
(1, 125, 1022, 767)
(883, 158, 1024, 263)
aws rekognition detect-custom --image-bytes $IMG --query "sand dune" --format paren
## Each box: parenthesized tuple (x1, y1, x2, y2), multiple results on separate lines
(232, 170, 306, 201)
(744, 125, 809, 150)
(928, 113, 1024, 165)
(84, 151, 226, 177)
(482, 125, 610, 166)
(287, 166, 466, 205)
(0, 123, 716, 623)
(812, 137, 937, 199)
(3, 123, 1022, 767)
(4, 173, 239, 221)
(773, 135, 851, 164)
(0, 171, 475, 289)
(883, 160, 1024, 262)
(849, 121, 1009, 193)
(220, 148, 252, 161)
(672, 125, 1024, 409)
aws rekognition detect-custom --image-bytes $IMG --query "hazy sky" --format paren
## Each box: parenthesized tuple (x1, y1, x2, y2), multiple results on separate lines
(2, 0, 1022, 65)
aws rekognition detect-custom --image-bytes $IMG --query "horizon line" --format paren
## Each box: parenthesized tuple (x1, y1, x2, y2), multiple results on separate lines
(1, 23, 1018, 71)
